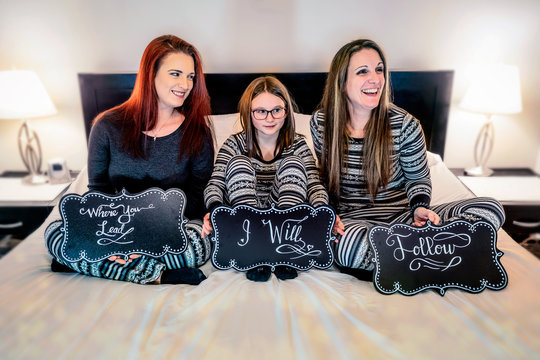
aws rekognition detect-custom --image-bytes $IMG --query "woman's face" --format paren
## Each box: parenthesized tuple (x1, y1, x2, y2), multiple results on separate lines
(251, 92, 287, 142)
(154, 52, 195, 111)
(345, 48, 385, 116)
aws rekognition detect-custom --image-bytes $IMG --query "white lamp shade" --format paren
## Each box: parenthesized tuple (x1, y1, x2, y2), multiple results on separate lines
(0, 70, 57, 119)
(460, 64, 522, 115)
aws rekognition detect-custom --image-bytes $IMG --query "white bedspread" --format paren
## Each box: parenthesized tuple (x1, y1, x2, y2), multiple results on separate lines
(0, 154, 539, 359)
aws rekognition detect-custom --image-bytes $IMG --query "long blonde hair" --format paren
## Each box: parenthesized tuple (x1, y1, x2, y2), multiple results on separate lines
(238, 76, 297, 158)
(320, 39, 393, 203)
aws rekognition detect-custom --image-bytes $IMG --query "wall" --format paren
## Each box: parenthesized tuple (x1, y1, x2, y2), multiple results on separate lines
(0, 0, 538, 173)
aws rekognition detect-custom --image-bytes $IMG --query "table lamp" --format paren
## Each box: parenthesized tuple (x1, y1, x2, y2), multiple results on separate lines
(0, 70, 57, 184)
(459, 64, 522, 176)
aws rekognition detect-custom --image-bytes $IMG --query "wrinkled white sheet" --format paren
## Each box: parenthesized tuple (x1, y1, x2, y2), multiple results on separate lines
(0, 154, 539, 360)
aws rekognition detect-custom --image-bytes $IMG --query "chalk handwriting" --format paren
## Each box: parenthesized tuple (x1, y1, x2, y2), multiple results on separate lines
(238, 219, 251, 247)
(261, 216, 308, 244)
(236, 215, 321, 258)
(386, 231, 471, 271)
(276, 243, 321, 259)
(96, 220, 135, 245)
(79, 203, 155, 247)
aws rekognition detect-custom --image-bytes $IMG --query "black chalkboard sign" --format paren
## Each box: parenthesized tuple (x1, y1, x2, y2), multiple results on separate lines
(368, 220, 507, 296)
(58, 188, 188, 263)
(210, 204, 336, 271)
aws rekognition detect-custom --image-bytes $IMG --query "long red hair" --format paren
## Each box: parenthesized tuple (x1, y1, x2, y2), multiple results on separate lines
(95, 35, 213, 159)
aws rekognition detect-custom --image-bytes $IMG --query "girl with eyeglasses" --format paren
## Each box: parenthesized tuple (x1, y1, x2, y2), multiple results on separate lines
(203, 75, 337, 282)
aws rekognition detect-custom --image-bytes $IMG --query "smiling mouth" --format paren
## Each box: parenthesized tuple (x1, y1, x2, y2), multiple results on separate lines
(361, 89, 379, 94)
(171, 90, 186, 97)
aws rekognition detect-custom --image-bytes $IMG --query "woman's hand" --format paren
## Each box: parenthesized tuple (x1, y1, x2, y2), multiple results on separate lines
(108, 254, 141, 264)
(333, 215, 345, 236)
(413, 207, 440, 227)
(202, 212, 213, 238)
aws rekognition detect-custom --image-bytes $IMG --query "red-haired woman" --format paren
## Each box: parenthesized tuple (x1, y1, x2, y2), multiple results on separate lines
(45, 35, 214, 285)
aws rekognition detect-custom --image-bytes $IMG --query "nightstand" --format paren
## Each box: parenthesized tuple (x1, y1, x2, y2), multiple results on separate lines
(0, 173, 71, 239)
(451, 168, 540, 241)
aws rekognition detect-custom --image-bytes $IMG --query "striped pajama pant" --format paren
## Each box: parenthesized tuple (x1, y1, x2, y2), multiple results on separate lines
(45, 219, 211, 284)
(335, 197, 505, 270)
(225, 154, 308, 208)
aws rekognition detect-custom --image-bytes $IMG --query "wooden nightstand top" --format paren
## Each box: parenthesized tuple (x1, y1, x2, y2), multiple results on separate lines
(458, 176, 540, 203)
(451, 168, 540, 204)
(0, 177, 71, 207)
(450, 168, 538, 177)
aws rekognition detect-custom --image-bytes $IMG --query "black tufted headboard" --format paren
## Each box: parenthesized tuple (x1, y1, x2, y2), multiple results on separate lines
(78, 71, 453, 158)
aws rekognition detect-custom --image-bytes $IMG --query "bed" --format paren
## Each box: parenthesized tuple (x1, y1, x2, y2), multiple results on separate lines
(0, 71, 539, 359)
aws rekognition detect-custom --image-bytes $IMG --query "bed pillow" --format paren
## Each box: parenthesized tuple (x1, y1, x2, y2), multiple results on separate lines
(427, 151, 474, 204)
(294, 113, 316, 157)
(208, 113, 242, 150)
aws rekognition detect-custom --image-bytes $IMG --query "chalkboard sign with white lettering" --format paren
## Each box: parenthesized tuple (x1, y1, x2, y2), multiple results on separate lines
(210, 204, 336, 271)
(58, 188, 188, 263)
(368, 220, 507, 296)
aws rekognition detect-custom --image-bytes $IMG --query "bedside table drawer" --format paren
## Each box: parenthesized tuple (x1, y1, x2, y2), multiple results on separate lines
(0, 206, 54, 238)
(502, 204, 540, 241)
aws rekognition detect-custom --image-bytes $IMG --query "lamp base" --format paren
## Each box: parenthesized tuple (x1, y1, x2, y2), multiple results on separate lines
(465, 165, 494, 177)
(22, 173, 49, 185)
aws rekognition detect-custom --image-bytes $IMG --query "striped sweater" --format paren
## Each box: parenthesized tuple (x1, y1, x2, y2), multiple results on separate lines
(204, 132, 329, 210)
(310, 105, 431, 213)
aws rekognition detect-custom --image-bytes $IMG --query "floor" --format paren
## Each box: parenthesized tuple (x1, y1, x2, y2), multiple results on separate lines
(520, 234, 540, 259)
(0, 235, 23, 259)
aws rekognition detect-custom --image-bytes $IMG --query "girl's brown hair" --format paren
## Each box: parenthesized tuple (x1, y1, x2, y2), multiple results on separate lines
(238, 76, 297, 158)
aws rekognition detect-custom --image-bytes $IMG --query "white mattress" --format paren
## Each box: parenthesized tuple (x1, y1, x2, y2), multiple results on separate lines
(0, 153, 539, 359)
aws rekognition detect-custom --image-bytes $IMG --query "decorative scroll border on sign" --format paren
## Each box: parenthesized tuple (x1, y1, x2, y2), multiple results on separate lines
(368, 220, 508, 296)
(210, 204, 336, 271)
(58, 188, 189, 263)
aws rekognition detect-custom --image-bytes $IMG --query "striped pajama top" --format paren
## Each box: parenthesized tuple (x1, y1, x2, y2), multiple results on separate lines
(204, 132, 329, 211)
(310, 105, 431, 214)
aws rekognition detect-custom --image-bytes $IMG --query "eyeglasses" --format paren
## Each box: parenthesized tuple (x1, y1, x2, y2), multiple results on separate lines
(251, 107, 287, 120)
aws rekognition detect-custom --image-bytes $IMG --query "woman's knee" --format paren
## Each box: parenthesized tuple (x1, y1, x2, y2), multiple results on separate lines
(475, 197, 505, 215)
(463, 197, 506, 229)
(185, 220, 212, 266)
(333, 224, 373, 269)
(44, 220, 64, 257)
